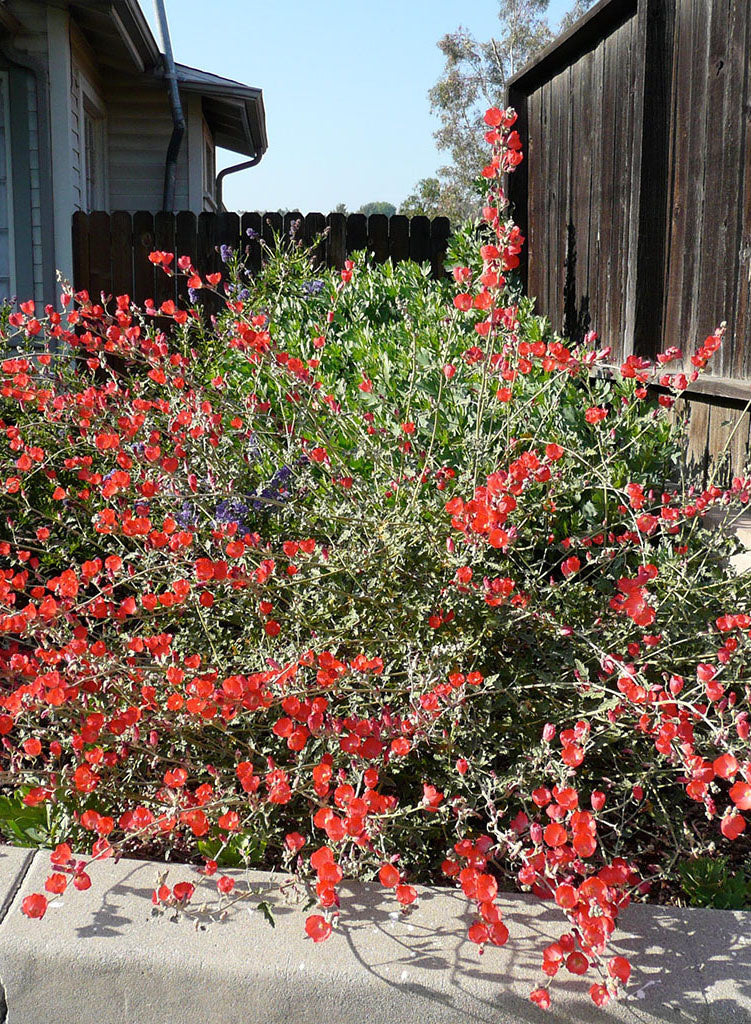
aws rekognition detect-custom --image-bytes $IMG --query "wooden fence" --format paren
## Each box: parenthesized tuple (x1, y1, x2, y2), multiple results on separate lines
(71, 209, 452, 313)
(508, 0, 751, 483)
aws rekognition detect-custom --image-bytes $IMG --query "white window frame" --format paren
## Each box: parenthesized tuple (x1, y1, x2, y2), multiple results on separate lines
(202, 118, 216, 210)
(82, 97, 106, 212)
(72, 59, 107, 213)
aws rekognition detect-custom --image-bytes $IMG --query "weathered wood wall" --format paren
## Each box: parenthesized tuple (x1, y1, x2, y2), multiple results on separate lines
(508, 0, 751, 483)
(71, 209, 452, 313)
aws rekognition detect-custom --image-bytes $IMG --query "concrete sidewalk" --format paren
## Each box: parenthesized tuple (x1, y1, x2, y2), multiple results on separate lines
(1, 843, 750, 1024)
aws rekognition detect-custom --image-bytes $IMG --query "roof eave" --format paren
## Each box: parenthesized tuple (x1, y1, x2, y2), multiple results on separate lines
(163, 64, 268, 159)
(113, 0, 161, 68)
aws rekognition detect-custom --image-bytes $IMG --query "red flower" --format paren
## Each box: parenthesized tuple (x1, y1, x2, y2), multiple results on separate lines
(713, 753, 738, 779)
(566, 952, 589, 975)
(589, 984, 610, 1006)
(50, 843, 73, 866)
(378, 864, 400, 888)
(21, 893, 48, 919)
(173, 881, 195, 902)
(386, 880, 415, 908)
(305, 914, 332, 942)
(561, 556, 580, 578)
(285, 832, 306, 852)
(729, 782, 751, 810)
(608, 956, 631, 984)
(585, 406, 607, 424)
(422, 784, 444, 810)
(45, 873, 67, 894)
(721, 813, 746, 840)
(555, 884, 577, 909)
(530, 988, 551, 1010)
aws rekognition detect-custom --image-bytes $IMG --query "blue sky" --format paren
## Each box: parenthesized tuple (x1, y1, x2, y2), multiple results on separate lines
(144, 1, 574, 214)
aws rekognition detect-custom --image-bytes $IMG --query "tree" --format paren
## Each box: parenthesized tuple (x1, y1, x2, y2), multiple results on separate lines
(333, 202, 348, 215)
(357, 201, 397, 217)
(400, 177, 467, 223)
(403, 0, 595, 223)
(559, 0, 595, 32)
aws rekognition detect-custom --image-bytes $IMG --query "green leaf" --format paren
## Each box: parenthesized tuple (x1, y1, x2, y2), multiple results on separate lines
(257, 900, 275, 927)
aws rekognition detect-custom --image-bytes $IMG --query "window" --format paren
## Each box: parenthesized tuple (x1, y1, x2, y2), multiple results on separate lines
(71, 50, 107, 213)
(202, 120, 216, 209)
(83, 102, 105, 212)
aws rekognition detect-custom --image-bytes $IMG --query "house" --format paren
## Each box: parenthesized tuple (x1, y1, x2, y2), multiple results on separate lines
(0, 0, 267, 307)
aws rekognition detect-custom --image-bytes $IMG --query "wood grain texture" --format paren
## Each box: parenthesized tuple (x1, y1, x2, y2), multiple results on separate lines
(507, 0, 751, 477)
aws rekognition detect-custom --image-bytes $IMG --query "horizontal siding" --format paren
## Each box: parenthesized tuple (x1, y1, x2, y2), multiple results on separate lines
(105, 77, 190, 213)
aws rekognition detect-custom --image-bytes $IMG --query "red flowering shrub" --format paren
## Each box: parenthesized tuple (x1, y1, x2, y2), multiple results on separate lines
(1, 108, 750, 1010)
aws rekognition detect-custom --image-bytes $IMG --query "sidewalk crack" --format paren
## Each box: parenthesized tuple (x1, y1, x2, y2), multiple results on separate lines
(0, 848, 37, 928)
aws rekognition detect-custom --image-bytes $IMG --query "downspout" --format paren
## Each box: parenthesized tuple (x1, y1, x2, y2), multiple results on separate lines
(215, 153, 262, 212)
(153, 0, 185, 212)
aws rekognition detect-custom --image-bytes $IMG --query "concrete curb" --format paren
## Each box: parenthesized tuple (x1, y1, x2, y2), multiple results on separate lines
(0, 843, 750, 1024)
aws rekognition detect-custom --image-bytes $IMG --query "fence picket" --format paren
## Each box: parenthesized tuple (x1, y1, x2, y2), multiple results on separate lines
(345, 213, 367, 255)
(241, 212, 263, 275)
(388, 215, 409, 264)
(154, 211, 176, 308)
(326, 212, 347, 270)
(303, 212, 326, 268)
(132, 211, 156, 307)
(430, 217, 451, 278)
(111, 211, 134, 300)
(197, 211, 220, 316)
(367, 215, 389, 264)
(262, 212, 283, 256)
(408, 215, 431, 266)
(175, 211, 198, 307)
(88, 211, 112, 302)
(71, 211, 90, 296)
